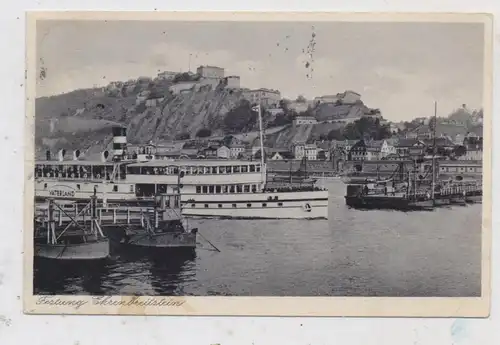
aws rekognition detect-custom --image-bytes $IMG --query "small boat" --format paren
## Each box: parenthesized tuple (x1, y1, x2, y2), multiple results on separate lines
(119, 195, 198, 251)
(34, 234, 109, 260)
(344, 184, 434, 211)
(465, 191, 482, 204)
(121, 219, 198, 250)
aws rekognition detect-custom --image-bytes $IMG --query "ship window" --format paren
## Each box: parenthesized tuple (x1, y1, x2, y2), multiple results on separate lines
(191, 167, 198, 175)
(252, 185, 257, 192)
(196, 186, 201, 193)
(226, 166, 232, 174)
(202, 186, 208, 193)
(223, 185, 228, 193)
(247, 203, 251, 207)
(77, 184, 81, 190)
(204, 167, 210, 174)
(216, 185, 221, 193)
(232, 203, 237, 208)
(191, 203, 195, 207)
(113, 185, 118, 192)
(274, 196, 278, 200)
(241, 165, 248, 173)
(236, 185, 242, 193)
(256, 165, 261, 172)
(233, 166, 240, 173)
(230, 185, 235, 193)
(209, 185, 215, 193)
(204, 204, 209, 208)
(44, 183, 47, 189)
(250, 165, 256, 172)
(211, 166, 218, 174)
(278, 202, 283, 207)
(244, 185, 250, 193)
(157, 184, 168, 194)
(262, 203, 267, 207)
(219, 166, 227, 174)
(218, 204, 222, 208)
(135, 183, 155, 197)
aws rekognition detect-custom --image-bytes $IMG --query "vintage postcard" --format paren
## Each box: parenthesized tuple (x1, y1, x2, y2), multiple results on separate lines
(24, 11, 492, 316)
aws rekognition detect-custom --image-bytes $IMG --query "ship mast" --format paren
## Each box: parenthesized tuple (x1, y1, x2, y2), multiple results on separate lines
(254, 104, 266, 190)
(431, 101, 437, 200)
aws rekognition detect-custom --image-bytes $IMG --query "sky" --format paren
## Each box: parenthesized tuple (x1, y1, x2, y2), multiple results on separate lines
(35, 20, 486, 121)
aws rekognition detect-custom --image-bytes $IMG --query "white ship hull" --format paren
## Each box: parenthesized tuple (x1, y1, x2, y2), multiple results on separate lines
(34, 159, 330, 220)
(180, 190, 329, 219)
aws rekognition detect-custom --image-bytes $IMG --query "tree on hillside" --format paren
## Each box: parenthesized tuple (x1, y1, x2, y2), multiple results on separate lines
(279, 99, 290, 110)
(342, 117, 392, 140)
(175, 132, 191, 140)
(223, 99, 257, 133)
(196, 128, 212, 138)
(222, 135, 234, 147)
(452, 145, 467, 158)
(268, 112, 293, 127)
(296, 95, 307, 103)
(327, 128, 345, 141)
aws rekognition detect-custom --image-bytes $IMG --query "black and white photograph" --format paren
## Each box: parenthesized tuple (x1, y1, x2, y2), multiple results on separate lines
(24, 12, 492, 316)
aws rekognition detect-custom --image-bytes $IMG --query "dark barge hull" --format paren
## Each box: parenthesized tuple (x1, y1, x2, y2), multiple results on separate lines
(465, 193, 482, 204)
(344, 195, 434, 211)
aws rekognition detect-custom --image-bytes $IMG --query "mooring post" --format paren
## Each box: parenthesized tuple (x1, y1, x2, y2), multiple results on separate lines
(47, 199, 53, 244)
(58, 209, 63, 226)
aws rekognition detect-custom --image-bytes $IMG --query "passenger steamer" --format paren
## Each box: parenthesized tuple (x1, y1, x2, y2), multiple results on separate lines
(35, 108, 329, 220)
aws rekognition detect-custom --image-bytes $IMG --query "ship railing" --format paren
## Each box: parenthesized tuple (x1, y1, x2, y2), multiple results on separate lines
(36, 204, 181, 226)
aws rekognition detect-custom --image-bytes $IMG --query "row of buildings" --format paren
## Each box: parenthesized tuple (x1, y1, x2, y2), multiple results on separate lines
(155, 66, 368, 111)
(131, 131, 482, 164)
(155, 66, 282, 108)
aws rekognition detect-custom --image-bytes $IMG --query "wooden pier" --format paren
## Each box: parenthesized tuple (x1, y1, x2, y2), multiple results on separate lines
(34, 194, 109, 260)
(34, 193, 201, 257)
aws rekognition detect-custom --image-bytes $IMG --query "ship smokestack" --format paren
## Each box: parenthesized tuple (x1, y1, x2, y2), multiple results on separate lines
(57, 149, 66, 162)
(111, 126, 127, 161)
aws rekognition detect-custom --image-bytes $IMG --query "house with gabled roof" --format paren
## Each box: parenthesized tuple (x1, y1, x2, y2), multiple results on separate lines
(396, 138, 427, 158)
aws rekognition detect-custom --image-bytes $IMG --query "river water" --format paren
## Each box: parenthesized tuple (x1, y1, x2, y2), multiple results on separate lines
(33, 180, 482, 297)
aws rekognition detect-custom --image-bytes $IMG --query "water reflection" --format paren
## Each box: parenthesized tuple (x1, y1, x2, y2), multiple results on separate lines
(34, 246, 198, 296)
(34, 257, 108, 295)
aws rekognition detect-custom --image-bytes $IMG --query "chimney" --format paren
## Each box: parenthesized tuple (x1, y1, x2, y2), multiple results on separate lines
(57, 149, 66, 162)
(111, 126, 127, 161)
(73, 149, 81, 161)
